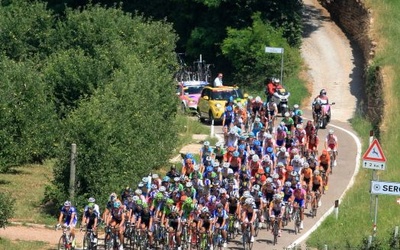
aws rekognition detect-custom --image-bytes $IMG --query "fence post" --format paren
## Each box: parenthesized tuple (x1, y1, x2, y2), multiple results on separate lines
(395, 226, 399, 248)
(334, 200, 339, 220)
(69, 143, 77, 203)
(210, 119, 215, 137)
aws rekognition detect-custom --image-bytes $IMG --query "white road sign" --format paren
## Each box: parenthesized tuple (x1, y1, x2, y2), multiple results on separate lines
(371, 181, 400, 196)
(363, 160, 386, 170)
(265, 46, 284, 54)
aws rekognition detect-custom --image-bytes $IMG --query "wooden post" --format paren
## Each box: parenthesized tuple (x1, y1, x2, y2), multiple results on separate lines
(69, 143, 77, 203)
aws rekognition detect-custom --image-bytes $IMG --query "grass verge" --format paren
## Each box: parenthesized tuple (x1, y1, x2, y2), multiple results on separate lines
(0, 238, 51, 250)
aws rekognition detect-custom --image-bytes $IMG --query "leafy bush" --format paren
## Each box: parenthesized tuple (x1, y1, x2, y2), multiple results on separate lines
(0, 192, 15, 228)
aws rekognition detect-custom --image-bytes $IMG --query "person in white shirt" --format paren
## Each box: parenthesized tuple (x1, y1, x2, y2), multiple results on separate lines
(214, 73, 223, 87)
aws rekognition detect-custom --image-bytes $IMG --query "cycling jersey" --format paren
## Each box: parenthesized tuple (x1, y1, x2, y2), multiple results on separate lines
(60, 206, 78, 226)
(84, 210, 98, 229)
(111, 207, 125, 223)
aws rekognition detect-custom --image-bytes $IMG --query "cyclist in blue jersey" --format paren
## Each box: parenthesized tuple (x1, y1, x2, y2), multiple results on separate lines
(57, 200, 78, 247)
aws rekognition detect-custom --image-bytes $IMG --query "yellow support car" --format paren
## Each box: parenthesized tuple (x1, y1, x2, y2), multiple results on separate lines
(197, 85, 247, 122)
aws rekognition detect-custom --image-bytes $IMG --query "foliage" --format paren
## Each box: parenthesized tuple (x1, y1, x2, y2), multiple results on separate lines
(52, 54, 179, 207)
(221, 13, 302, 87)
(0, 192, 15, 228)
(0, 56, 59, 172)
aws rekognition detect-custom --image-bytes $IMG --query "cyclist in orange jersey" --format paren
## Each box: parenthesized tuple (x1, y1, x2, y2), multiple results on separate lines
(300, 163, 313, 189)
(318, 150, 331, 190)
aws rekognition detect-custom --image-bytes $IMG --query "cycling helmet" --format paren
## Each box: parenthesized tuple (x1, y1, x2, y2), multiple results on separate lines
(273, 194, 282, 200)
(186, 181, 193, 188)
(162, 176, 170, 183)
(243, 191, 252, 198)
(193, 165, 200, 171)
(266, 133, 273, 139)
(201, 207, 209, 213)
(186, 153, 193, 159)
(217, 203, 224, 208)
(255, 96, 262, 103)
(135, 189, 142, 195)
(226, 106, 233, 112)
(215, 142, 223, 148)
(291, 171, 298, 177)
(173, 177, 180, 182)
(232, 151, 240, 157)
(329, 129, 334, 135)
(151, 184, 158, 190)
(184, 197, 193, 205)
(155, 192, 164, 201)
(284, 112, 290, 117)
(159, 186, 166, 192)
(142, 203, 149, 209)
(227, 168, 234, 175)
(255, 117, 261, 123)
(252, 155, 259, 162)
(88, 197, 95, 203)
(248, 132, 255, 138)
(64, 200, 71, 207)
(171, 206, 178, 213)
(230, 191, 239, 198)
(152, 173, 159, 179)
(166, 198, 174, 205)
(138, 182, 144, 188)
(273, 173, 279, 179)
(296, 183, 302, 189)
(213, 161, 220, 167)
(294, 104, 299, 109)
(266, 177, 273, 183)
(204, 141, 210, 146)
(303, 162, 310, 168)
(285, 181, 291, 187)
(252, 184, 261, 191)
(136, 199, 143, 206)
(314, 170, 320, 175)
(113, 201, 121, 208)
(254, 140, 261, 146)
(320, 89, 327, 95)
(245, 198, 254, 205)
(142, 177, 149, 183)
(132, 195, 139, 202)
(266, 147, 273, 153)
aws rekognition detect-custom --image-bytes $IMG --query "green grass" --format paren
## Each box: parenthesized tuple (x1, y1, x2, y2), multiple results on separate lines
(0, 237, 51, 250)
(0, 161, 56, 225)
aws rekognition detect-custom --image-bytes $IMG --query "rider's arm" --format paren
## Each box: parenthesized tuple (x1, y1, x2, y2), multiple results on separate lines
(58, 212, 63, 225)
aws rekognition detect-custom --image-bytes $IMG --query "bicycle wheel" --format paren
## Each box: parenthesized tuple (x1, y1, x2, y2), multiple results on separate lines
(82, 234, 90, 250)
(254, 217, 260, 237)
(273, 222, 279, 245)
(58, 236, 68, 250)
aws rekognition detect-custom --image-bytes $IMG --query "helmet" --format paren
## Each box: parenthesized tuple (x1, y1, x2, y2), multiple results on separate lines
(156, 192, 164, 201)
(252, 184, 261, 191)
(138, 182, 144, 188)
(142, 203, 149, 209)
(320, 89, 327, 95)
(329, 129, 334, 135)
(274, 194, 282, 200)
(226, 106, 233, 112)
(267, 147, 273, 153)
(303, 162, 310, 168)
(314, 170, 320, 175)
(245, 198, 254, 205)
(159, 186, 166, 192)
(215, 142, 223, 148)
(201, 207, 209, 213)
(284, 112, 290, 117)
(135, 189, 142, 195)
(248, 132, 255, 138)
(204, 141, 210, 146)
(217, 203, 224, 208)
(113, 201, 121, 208)
(254, 140, 261, 146)
(294, 104, 299, 109)
(252, 155, 259, 162)
(206, 166, 213, 172)
(152, 173, 159, 179)
(88, 197, 95, 203)
(171, 206, 178, 213)
(64, 200, 71, 207)
(255, 96, 262, 103)
(230, 191, 239, 198)
(184, 197, 193, 205)
(186, 182, 193, 188)
(166, 198, 174, 205)
(296, 183, 302, 189)
(285, 181, 291, 187)
(173, 177, 180, 182)
(266, 177, 273, 183)
(162, 176, 170, 182)
(232, 151, 239, 157)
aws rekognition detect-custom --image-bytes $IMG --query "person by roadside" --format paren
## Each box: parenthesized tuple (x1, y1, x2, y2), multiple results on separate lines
(214, 73, 223, 87)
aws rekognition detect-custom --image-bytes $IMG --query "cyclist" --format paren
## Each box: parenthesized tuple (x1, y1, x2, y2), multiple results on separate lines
(136, 202, 155, 248)
(251, 117, 264, 136)
(311, 170, 324, 207)
(275, 126, 287, 149)
(165, 205, 182, 250)
(325, 129, 339, 167)
(300, 162, 313, 188)
(241, 197, 256, 242)
(57, 200, 78, 247)
(82, 204, 99, 244)
(318, 149, 331, 190)
(282, 112, 295, 136)
(268, 194, 285, 237)
(307, 131, 319, 157)
(82, 197, 101, 222)
(106, 199, 126, 250)
(291, 104, 303, 125)
(294, 124, 307, 156)
(266, 99, 278, 128)
(222, 105, 235, 128)
(212, 203, 228, 248)
(292, 183, 306, 230)
(198, 206, 214, 249)
(213, 142, 226, 164)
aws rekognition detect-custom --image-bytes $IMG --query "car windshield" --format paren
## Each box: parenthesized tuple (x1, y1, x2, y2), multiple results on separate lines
(184, 86, 204, 95)
(210, 89, 243, 100)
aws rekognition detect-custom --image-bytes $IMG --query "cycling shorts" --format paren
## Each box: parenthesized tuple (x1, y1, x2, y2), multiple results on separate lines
(312, 184, 321, 192)
(276, 139, 285, 147)
(294, 198, 305, 208)
(271, 209, 282, 218)
(63, 218, 77, 228)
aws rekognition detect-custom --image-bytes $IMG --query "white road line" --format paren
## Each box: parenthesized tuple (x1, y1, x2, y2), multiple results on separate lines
(287, 123, 362, 249)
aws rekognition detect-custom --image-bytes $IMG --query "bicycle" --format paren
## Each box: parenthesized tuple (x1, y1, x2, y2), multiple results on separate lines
(181, 220, 191, 250)
(212, 226, 224, 250)
(270, 216, 280, 246)
(56, 225, 74, 250)
(242, 222, 253, 250)
(104, 226, 122, 250)
(292, 205, 301, 235)
(311, 190, 322, 218)
(198, 230, 209, 250)
(328, 149, 338, 174)
(81, 228, 97, 250)
(227, 214, 240, 241)
(135, 227, 149, 250)
(282, 202, 292, 227)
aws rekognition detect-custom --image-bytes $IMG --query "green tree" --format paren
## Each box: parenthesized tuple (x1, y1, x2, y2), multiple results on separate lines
(53, 55, 178, 206)
(0, 56, 59, 172)
(221, 13, 302, 87)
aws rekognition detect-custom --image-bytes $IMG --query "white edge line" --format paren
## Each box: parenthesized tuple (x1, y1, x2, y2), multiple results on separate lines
(287, 122, 362, 249)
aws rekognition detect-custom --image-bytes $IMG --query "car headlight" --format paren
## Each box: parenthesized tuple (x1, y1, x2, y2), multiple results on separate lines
(215, 103, 222, 108)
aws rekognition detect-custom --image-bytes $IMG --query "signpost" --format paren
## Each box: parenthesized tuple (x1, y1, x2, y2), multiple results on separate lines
(362, 139, 386, 170)
(265, 46, 284, 83)
(371, 181, 400, 196)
